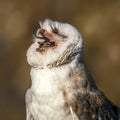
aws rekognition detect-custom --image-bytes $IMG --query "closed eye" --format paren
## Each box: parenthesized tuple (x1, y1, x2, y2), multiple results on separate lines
(52, 27, 59, 34)
(33, 24, 42, 38)
(52, 27, 68, 38)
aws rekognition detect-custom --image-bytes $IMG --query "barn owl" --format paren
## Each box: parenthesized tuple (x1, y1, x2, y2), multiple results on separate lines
(26, 19, 120, 120)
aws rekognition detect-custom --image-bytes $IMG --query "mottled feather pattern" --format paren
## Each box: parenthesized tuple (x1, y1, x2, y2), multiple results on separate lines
(26, 19, 120, 120)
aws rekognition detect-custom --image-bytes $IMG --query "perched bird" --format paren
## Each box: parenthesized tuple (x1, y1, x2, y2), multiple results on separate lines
(26, 19, 120, 120)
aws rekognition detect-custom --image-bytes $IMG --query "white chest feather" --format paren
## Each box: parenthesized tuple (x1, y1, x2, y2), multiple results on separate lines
(28, 66, 78, 120)
(31, 67, 70, 95)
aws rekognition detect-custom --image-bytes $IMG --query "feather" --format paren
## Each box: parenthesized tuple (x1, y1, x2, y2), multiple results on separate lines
(26, 19, 120, 120)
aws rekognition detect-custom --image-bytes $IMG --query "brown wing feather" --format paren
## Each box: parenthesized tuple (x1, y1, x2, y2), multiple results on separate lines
(69, 66, 120, 120)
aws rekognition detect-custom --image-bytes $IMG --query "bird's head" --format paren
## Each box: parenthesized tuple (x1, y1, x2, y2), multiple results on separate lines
(27, 19, 83, 68)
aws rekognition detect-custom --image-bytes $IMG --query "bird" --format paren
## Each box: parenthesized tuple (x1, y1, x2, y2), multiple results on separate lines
(26, 19, 120, 120)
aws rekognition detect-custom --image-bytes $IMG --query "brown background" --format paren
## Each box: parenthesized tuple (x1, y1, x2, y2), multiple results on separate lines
(0, 0, 120, 119)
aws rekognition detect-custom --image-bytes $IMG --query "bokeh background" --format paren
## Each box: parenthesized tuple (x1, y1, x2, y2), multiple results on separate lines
(0, 0, 120, 119)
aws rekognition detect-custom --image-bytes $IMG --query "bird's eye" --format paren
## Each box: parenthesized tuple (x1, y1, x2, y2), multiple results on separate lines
(39, 29, 45, 35)
(36, 29, 41, 36)
(33, 24, 41, 37)
(51, 26, 68, 39)
(33, 24, 47, 39)
(52, 27, 59, 34)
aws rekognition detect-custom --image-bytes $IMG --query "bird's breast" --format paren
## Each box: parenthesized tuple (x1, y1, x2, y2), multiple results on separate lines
(30, 67, 70, 94)
(29, 67, 77, 120)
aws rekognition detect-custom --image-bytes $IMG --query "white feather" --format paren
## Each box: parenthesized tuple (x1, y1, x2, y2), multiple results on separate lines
(26, 19, 82, 120)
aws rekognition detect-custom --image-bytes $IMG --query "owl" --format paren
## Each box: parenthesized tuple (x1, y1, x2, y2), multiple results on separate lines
(26, 19, 120, 120)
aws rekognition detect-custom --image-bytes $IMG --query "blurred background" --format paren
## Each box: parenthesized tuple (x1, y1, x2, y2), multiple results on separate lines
(0, 0, 120, 119)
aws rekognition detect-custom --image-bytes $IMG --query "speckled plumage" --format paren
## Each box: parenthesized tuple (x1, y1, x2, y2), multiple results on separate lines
(26, 19, 120, 120)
